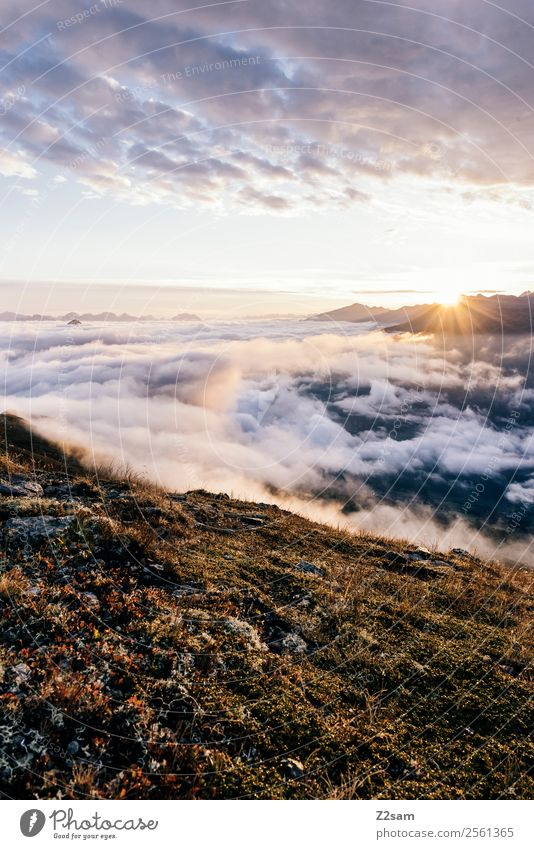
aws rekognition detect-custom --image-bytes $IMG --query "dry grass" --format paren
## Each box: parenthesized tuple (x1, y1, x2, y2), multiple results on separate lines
(0, 415, 533, 800)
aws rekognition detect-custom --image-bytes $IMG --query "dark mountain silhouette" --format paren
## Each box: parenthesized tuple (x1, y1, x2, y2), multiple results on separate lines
(309, 302, 390, 323)
(311, 301, 434, 327)
(390, 294, 534, 335)
(312, 293, 534, 335)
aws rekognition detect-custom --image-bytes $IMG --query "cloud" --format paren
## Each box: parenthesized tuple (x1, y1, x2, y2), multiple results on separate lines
(2, 1, 534, 210)
(0, 148, 36, 178)
(2, 318, 533, 564)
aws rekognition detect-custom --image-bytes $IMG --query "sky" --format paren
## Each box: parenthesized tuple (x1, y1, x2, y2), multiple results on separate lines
(1, 0, 534, 313)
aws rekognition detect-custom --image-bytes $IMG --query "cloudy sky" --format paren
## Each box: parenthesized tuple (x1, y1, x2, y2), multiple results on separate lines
(1, 0, 534, 312)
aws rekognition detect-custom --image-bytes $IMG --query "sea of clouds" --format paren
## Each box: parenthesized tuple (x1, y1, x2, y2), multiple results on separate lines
(2, 319, 533, 564)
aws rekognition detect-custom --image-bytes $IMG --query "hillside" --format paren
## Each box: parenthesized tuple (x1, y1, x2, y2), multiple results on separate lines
(0, 414, 533, 800)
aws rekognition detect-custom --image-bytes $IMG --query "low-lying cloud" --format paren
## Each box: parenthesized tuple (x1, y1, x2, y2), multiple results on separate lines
(2, 319, 533, 565)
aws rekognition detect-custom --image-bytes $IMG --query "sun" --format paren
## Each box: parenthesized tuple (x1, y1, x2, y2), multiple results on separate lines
(438, 290, 462, 307)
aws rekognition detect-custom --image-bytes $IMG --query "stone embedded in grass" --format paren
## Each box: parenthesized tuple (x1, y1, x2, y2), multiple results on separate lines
(81, 592, 100, 609)
(0, 478, 44, 497)
(384, 551, 408, 564)
(281, 758, 305, 779)
(407, 547, 433, 561)
(230, 513, 265, 526)
(294, 560, 324, 576)
(11, 663, 31, 682)
(4, 515, 75, 546)
(224, 616, 267, 652)
(452, 548, 477, 560)
(173, 584, 203, 597)
(281, 633, 308, 654)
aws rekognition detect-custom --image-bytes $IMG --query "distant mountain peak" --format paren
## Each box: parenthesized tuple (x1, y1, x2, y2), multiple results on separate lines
(0, 311, 202, 323)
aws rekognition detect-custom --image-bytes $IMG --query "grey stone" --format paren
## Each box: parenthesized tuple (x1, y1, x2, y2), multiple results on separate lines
(0, 478, 44, 498)
(12, 663, 31, 682)
(82, 592, 100, 609)
(384, 551, 408, 564)
(4, 515, 75, 545)
(452, 548, 476, 560)
(407, 547, 433, 561)
(294, 559, 324, 576)
(173, 584, 202, 597)
(281, 758, 305, 779)
(225, 617, 267, 652)
(232, 514, 264, 526)
(281, 633, 307, 654)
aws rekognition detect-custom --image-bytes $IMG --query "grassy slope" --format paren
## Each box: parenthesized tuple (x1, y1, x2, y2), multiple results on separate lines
(0, 415, 532, 800)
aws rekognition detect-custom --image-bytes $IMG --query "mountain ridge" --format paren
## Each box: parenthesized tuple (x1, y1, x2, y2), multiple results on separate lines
(0, 311, 202, 323)
(311, 292, 534, 335)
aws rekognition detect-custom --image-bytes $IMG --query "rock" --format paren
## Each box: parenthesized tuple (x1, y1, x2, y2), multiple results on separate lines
(0, 477, 44, 497)
(407, 547, 433, 561)
(452, 548, 477, 560)
(384, 551, 408, 564)
(296, 596, 311, 608)
(281, 633, 307, 654)
(195, 521, 236, 535)
(82, 592, 100, 609)
(381, 551, 409, 574)
(4, 515, 75, 546)
(173, 584, 202, 597)
(281, 758, 305, 779)
(144, 506, 164, 517)
(12, 663, 31, 682)
(225, 617, 266, 652)
(231, 514, 264, 526)
(294, 560, 324, 576)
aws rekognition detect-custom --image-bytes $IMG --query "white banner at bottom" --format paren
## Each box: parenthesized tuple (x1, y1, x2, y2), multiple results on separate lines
(2, 799, 533, 849)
